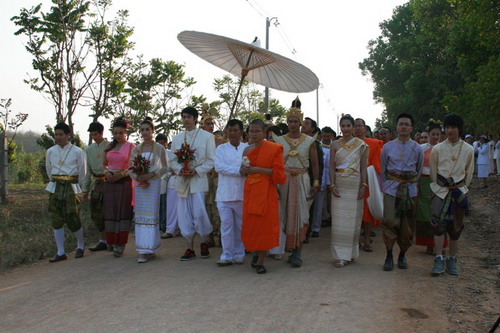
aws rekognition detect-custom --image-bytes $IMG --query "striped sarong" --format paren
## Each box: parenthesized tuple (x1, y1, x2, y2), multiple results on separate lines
(104, 177, 133, 245)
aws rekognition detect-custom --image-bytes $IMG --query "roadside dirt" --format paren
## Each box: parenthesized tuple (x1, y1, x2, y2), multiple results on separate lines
(0, 177, 498, 332)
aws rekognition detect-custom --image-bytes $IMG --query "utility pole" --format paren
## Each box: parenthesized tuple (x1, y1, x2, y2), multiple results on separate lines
(264, 17, 278, 113)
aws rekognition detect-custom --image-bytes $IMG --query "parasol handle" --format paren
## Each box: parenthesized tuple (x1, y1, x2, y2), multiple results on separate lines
(228, 70, 248, 120)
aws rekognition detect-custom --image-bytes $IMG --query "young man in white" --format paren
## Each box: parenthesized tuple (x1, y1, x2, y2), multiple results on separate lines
(45, 122, 87, 262)
(169, 107, 216, 260)
(430, 114, 474, 276)
(214, 119, 248, 266)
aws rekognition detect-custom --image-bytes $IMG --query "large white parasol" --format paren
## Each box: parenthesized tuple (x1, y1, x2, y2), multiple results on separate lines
(177, 30, 320, 119)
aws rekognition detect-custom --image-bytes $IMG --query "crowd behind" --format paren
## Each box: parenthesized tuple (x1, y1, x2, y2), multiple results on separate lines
(43, 97, 499, 276)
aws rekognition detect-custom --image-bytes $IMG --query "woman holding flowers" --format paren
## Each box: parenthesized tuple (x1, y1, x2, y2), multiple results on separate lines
(129, 117, 169, 263)
(103, 118, 135, 257)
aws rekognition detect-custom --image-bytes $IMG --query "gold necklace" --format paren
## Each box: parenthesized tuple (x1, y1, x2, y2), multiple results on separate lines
(447, 140, 463, 162)
(338, 137, 358, 150)
(284, 133, 307, 157)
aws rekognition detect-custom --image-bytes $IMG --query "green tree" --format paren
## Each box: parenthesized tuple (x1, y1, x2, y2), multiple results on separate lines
(12, 0, 93, 136)
(0, 98, 29, 163)
(212, 75, 287, 126)
(360, 0, 500, 133)
(85, 0, 134, 133)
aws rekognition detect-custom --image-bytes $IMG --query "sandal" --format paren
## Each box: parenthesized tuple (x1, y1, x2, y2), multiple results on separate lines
(334, 260, 348, 268)
(255, 265, 267, 274)
(363, 243, 373, 252)
(251, 255, 258, 268)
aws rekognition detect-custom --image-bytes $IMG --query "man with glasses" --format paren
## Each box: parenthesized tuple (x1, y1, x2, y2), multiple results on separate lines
(380, 113, 423, 271)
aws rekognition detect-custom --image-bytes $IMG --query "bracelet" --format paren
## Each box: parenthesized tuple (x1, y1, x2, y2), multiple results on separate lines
(361, 183, 368, 188)
(313, 180, 320, 187)
(121, 170, 128, 177)
(329, 184, 336, 189)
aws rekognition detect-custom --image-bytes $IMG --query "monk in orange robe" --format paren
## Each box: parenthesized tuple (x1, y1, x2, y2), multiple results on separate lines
(241, 119, 286, 274)
(354, 118, 383, 251)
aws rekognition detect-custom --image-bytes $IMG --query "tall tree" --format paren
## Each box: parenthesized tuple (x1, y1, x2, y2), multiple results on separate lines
(85, 0, 134, 132)
(360, 0, 499, 133)
(12, 0, 94, 136)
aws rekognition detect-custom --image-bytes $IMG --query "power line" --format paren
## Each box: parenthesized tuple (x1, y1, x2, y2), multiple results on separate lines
(244, 0, 267, 19)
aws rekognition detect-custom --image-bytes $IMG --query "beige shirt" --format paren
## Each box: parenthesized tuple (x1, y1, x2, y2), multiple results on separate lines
(82, 139, 108, 193)
(430, 139, 474, 199)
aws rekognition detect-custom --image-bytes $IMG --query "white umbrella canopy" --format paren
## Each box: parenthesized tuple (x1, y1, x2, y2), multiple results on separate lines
(177, 30, 320, 118)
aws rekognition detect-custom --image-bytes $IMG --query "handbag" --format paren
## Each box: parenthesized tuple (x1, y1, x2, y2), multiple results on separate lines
(367, 165, 384, 220)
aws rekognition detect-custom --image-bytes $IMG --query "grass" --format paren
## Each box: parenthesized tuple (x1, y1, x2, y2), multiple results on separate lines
(0, 183, 99, 271)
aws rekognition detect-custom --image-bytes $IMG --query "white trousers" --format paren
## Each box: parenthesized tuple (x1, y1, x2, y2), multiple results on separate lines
(217, 201, 245, 261)
(177, 192, 213, 238)
(166, 188, 179, 234)
(496, 158, 500, 175)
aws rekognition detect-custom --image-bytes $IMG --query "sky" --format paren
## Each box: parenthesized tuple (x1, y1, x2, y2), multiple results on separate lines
(0, 0, 407, 137)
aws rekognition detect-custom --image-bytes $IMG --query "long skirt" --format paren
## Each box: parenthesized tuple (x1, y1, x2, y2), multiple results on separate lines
(331, 173, 363, 261)
(477, 164, 489, 178)
(134, 178, 161, 254)
(104, 178, 133, 245)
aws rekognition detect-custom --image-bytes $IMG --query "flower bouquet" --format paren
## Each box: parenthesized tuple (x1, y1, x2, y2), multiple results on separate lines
(129, 154, 151, 187)
(174, 143, 196, 175)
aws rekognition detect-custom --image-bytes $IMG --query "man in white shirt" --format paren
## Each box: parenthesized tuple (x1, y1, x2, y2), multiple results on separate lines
(45, 122, 87, 262)
(214, 119, 248, 266)
(169, 107, 216, 260)
(430, 114, 474, 276)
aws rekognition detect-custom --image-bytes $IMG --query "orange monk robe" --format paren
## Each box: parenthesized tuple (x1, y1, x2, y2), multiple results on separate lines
(242, 141, 286, 251)
(363, 138, 383, 226)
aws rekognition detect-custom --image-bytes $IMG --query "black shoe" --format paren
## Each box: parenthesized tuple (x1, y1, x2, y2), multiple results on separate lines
(49, 254, 67, 263)
(200, 243, 210, 259)
(383, 256, 394, 271)
(370, 231, 376, 237)
(398, 255, 408, 269)
(311, 231, 319, 238)
(251, 255, 259, 268)
(75, 248, 84, 259)
(89, 242, 107, 252)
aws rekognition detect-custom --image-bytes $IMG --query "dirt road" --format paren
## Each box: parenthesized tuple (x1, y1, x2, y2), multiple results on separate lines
(1, 180, 499, 333)
(0, 229, 471, 333)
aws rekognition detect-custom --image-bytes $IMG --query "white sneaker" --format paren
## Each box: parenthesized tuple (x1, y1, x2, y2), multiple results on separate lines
(233, 258, 244, 265)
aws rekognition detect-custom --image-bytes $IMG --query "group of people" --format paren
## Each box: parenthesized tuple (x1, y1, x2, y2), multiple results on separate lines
(45, 97, 489, 276)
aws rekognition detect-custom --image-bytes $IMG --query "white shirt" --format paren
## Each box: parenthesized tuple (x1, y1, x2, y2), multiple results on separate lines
(495, 140, 500, 159)
(166, 150, 180, 189)
(215, 141, 248, 202)
(169, 128, 216, 194)
(45, 143, 87, 192)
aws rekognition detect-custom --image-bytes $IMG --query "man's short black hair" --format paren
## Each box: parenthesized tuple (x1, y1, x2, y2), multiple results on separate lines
(227, 119, 244, 131)
(305, 117, 317, 129)
(443, 113, 464, 133)
(277, 123, 289, 135)
(321, 126, 336, 137)
(155, 134, 168, 142)
(396, 113, 414, 126)
(250, 118, 265, 129)
(313, 127, 321, 135)
(55, 122, 71, 134)
(380, 126, 392, 134)
(87, 122, 104, 134)
(181, 106, 198, 120)
(267, 125, 281, 136)
(354, 118, 366, 126)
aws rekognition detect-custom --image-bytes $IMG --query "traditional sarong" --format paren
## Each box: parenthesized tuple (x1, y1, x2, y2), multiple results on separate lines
(330, 138, 366, 260)
(282, 168, 310, 251)
(430, 174, 467, 240)
(415, 176, 448, 247)
(134, 178, 161, 254)
(331, 171, 363, 260)
(90, 175, 105, 232)
(205, 170, 221, 234)
(104, 177, 133, 245)
(48, 176, 82, 232)
(382, 193, 416, 251)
